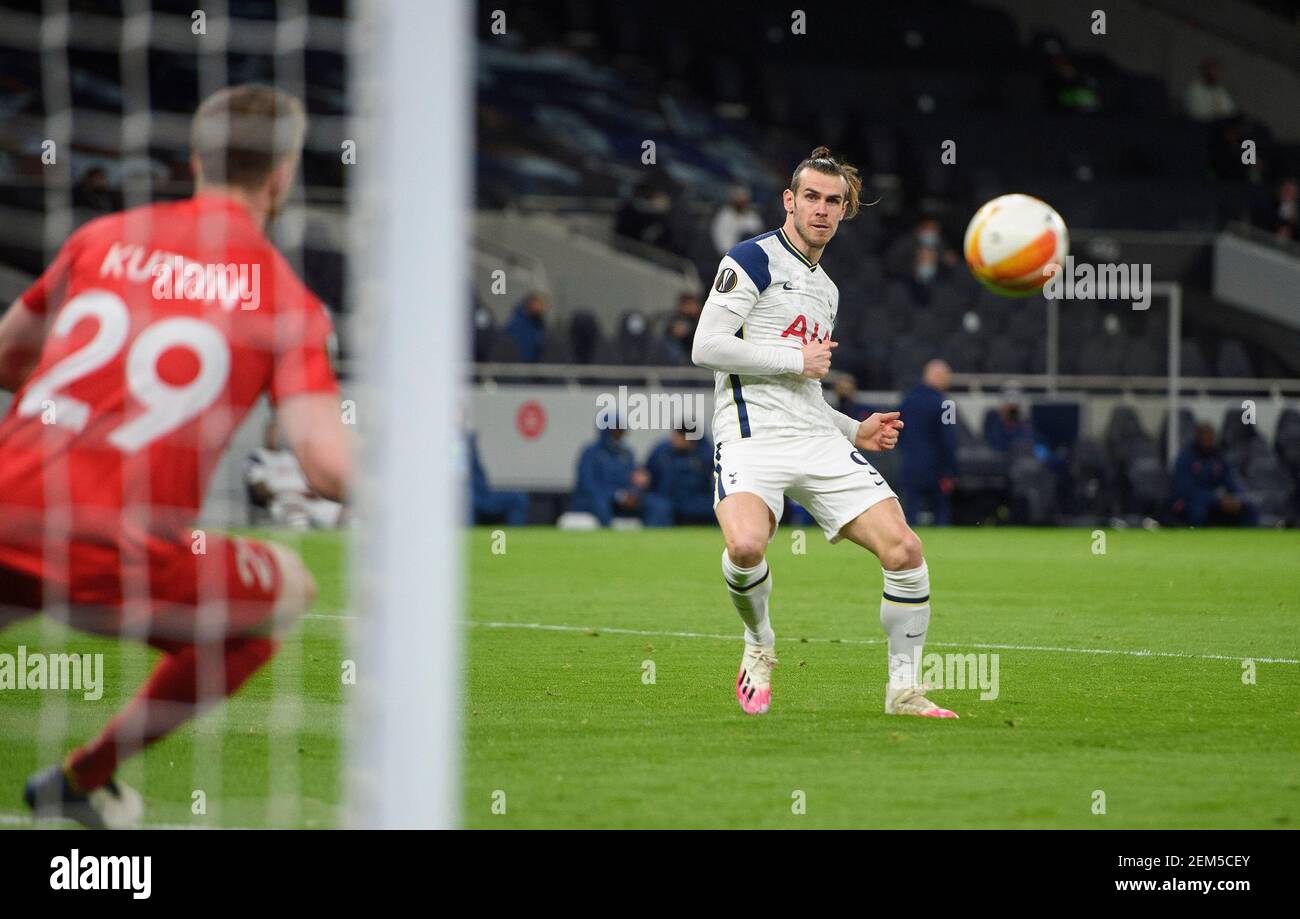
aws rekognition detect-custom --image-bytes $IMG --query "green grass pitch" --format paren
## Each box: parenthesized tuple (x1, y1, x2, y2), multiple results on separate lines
(2, 526, 1298, 828)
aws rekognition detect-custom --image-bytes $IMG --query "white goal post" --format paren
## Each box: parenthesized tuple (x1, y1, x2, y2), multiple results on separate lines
(346, 0, 468, 828)
(1044, 281, 1183, 466)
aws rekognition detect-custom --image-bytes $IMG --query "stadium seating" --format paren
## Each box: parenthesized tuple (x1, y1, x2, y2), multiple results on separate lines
(612, 310, 674, 366)
(1277, 409, 1300, 470)
(1220, 406, 1271, 468)
(1216, 339, 1256, 379)
(2, 0, 1296, 529)
(1126, 447, 1171, 520)
(1239, 454, 1294, 526)
(1071, 438, 1115, 518)
(1105, 406, 1153, 466)
(1159, 408, 1198, 459)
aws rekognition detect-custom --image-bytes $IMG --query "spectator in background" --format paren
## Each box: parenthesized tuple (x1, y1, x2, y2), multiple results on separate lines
(661, 292, 703, 364)
(898, 360, 958, 526)
(616, 180, 677, 254)
(571, 425, 672, 527)
(884, 217, 958, 305)
(467, 431, 529, 526)
(1170, 423, 1257, 526)
(1184, 59, 1237, 123)
(710, 185, 763, 254)
(503, 291, 547, 363)
(985, 391, 1036, 453)
(646, 426, 715, 525)
(569, 310, 602, 364)
(1254, 176, 1298, 241)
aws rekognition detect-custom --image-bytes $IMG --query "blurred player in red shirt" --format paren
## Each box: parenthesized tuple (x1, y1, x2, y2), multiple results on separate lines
(0, 85, 352, 827)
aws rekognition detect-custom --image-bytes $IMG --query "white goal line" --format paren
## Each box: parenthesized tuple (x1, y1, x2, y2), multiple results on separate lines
(302, 611, 1299, 664)
(467, 619, 1300, 666)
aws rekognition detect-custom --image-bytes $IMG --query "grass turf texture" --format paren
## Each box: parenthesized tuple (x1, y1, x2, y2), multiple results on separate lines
(1, 526, 1297, 828)
(465, 526, 1299, 829)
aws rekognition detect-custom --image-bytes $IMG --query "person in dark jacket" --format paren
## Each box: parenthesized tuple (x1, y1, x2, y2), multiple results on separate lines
(467, 433, 528, 525)
(502, 292, 548, 363)
(1169, 423, 1257, 526)
(646, 427, 715, 525)
(571, 426, 671, 527)
(984, 394, 1035, 453)
(883, 217, 959, 305)
(898, 360, 958, 526)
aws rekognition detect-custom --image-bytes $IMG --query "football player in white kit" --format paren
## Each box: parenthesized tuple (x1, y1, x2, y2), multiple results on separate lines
(692, 147, 956, 719)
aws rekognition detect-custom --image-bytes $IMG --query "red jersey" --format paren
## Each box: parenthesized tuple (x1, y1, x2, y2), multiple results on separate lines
(0, 193, 338, 583)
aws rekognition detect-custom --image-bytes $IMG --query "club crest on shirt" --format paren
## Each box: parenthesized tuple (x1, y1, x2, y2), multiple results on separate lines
(714, 267, 738, 293)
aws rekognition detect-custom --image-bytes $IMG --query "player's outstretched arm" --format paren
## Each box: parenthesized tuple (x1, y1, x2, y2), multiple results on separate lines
(277, 391, 354, 503)
(691, 302, 806, 376)
(0, 298, 49, 393)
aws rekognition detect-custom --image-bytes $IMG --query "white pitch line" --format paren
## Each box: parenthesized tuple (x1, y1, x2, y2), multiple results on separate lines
(469, 619, 1300, 665)
(301, 613, 1300, 665)
(474, 620, 767, 644)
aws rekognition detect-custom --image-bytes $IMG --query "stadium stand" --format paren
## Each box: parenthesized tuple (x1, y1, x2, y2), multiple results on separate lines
(1, 0, 1296, 527)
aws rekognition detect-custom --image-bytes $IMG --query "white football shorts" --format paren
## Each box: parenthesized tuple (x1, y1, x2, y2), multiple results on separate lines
(712, 434, 898, 543)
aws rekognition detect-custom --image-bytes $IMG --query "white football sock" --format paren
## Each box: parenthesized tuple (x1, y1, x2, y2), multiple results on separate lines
(880, 560, 930, 689)
(722, 548, 774, 647)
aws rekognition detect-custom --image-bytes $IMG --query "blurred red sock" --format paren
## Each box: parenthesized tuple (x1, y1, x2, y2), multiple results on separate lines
(66, 637, 278, 791)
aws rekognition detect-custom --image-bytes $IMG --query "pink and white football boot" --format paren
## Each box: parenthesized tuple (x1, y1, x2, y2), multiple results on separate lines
(885, 683, 958, 719)
(736, 645, 777, 715)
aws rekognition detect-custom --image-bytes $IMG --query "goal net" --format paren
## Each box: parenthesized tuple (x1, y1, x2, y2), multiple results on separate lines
(0, 0, 460, 829)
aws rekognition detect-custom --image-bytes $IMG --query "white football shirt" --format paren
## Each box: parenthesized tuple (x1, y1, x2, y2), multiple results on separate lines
(702, 227, 847, 442)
